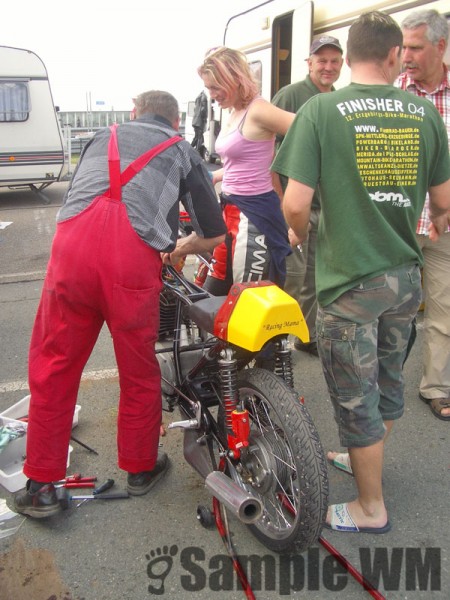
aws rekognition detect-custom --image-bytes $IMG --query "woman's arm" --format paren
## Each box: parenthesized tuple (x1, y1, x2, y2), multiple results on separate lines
(212, 168, 224, 186)
(248, 98, 295, 138)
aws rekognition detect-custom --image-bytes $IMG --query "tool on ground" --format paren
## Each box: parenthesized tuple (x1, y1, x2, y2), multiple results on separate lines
(70, 434, 99, 455)
(54, 481, 95, 489)
(76, 478, 116, 507)
(71, 492, 129, 501)
(19, 416, 98, 455)
(56, 486, 129, 510)
(54, 474, 97, 484)
(54, 475, 98, 489)
(56, 479, 130, 510)
(92, 478, 114, 495)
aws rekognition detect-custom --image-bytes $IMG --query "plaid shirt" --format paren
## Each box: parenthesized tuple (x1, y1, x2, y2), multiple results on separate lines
(396, 67, 450, 235)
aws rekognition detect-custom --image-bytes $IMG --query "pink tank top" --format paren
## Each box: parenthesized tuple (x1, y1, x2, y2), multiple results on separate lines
(215, 102, 275, 195)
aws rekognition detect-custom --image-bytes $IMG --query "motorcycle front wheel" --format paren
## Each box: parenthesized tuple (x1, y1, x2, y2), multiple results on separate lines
(231, 368, 329, 554)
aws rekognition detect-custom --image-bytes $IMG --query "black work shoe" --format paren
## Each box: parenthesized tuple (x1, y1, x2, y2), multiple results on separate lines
(127, 452, 170, 496)
(294, 339, 319, 357)
(13, 480, 61, 518)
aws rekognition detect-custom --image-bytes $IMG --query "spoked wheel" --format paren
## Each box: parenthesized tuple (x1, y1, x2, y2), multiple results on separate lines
(230, 368, 329, 554)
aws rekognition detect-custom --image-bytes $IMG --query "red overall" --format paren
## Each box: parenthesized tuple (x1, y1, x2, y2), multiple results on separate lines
(24, 126, 181, 482)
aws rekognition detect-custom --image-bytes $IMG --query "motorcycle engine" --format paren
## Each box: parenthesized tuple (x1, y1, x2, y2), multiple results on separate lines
(157, 286, 210, 404)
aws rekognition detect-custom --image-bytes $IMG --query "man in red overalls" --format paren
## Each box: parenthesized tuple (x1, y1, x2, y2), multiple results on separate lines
(14, 90, 226, 518)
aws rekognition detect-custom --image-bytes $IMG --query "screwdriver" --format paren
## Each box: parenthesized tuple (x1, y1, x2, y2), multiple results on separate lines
(74, 478, 119, 508)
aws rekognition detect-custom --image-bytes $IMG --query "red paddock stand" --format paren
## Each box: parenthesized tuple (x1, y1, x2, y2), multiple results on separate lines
(206, 462, 386, 600)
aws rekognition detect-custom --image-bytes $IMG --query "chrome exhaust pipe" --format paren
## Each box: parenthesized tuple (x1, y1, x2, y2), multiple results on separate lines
(205, 471, 263, 524)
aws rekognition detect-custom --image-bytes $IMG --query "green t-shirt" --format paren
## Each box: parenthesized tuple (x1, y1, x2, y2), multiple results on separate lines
(272, 75, 322, 114)
(272, 75, 324, 208)
(272, 83, 450, 306)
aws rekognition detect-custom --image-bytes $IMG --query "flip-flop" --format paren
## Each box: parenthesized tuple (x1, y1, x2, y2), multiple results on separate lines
(324, 503, 392, 534)
(328, 452, 353, 476)
(419, 394, 450, 421)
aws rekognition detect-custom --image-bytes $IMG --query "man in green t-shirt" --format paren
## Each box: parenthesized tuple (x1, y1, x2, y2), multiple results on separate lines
(272, 36, 344, 357)
(272, 11, 450, 534)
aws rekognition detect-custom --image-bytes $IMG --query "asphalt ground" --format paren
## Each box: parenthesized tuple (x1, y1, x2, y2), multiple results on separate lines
(0, 182, 448, 600)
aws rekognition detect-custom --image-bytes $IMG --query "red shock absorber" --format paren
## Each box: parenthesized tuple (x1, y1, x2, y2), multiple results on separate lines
(228, 409, 250, 458)
(219, 348, 237, 430)
(219, 348, 250, 458)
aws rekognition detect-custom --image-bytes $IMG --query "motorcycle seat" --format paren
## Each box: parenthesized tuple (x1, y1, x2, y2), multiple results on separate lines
(186, 296, 227, 335)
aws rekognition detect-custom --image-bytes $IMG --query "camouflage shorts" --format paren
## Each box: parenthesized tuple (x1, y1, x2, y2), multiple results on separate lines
(316, 263, 422, 448)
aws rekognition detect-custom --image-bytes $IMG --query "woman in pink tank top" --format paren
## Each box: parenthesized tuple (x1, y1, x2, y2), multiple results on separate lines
(198, 47, 294, 295)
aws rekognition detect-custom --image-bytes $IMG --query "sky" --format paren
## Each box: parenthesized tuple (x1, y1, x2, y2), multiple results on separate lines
(2, 0, 259, 112)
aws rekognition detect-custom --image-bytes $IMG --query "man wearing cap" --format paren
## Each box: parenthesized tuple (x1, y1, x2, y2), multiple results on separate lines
(272, 36, 344, 357)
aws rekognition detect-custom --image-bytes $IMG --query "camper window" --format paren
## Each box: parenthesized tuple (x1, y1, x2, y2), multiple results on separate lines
(0, 82, 30, 122)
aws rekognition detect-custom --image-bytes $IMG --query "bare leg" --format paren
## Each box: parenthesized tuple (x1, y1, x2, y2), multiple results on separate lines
(345, 441, 388, 528)
(326, 421, 393, 529)
(327, 420, 393, 471)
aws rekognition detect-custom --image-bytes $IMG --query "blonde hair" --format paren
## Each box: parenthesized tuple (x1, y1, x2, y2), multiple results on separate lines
(198, 47, 258, 108)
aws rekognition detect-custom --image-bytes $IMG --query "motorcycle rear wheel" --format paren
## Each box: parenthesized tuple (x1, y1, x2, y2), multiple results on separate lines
(231, 368, 328, 554)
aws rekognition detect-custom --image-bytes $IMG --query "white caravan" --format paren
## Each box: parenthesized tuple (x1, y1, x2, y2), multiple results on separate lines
(0, 45, 67, 197)
(198, 0, 450, 161)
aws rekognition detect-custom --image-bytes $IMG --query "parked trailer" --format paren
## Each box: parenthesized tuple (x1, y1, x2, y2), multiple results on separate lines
(197, 0, 450, 161)
(0, 45, 67, 199)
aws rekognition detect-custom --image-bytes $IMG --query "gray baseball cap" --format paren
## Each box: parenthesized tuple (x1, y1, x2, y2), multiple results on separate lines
(310, 36, 343, 55)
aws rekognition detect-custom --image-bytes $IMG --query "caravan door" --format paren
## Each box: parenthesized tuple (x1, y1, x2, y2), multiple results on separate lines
(210, 1, 313, 161)
(224, 1, 313, 100)
(271, 1, 313, 97)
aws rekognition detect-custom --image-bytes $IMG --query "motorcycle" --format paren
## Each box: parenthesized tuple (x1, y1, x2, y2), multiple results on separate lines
(157, 263, 329, 554)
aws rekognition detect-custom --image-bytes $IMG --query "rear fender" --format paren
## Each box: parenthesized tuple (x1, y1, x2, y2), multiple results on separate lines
(214, 281, 309, 352)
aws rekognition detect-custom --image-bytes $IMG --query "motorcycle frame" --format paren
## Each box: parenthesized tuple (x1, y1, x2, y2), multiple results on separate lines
(157, 265, 294, 479)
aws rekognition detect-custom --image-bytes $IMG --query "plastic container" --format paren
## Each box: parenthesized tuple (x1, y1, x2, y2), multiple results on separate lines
(0, 417, 28, 492)
(0, 410, 74, 493)
(0, 395, 80, 428)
